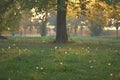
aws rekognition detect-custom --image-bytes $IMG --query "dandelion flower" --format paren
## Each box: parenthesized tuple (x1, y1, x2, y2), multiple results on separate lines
(90, 66, 93, 68)
(36, 66, 39, 69)
(108, 63, 111, 66)
(13, 43, 16, 46)
(40, 67, 43, 70)
(64, 51, 68, 54)
(93, 59, 96, 62)
(89, 60, 92, 63)
(8, 46, 11, 49)
(87, 47, 90, 49)
(60, 62, 63, 65)
(2, 48, 5, 52)
(8, 78, 11, 80)
(110, 73, 113, 76)
(69, 48, 72, 50)
(87, 50, 90, 53)
(55, 46, 57, 49)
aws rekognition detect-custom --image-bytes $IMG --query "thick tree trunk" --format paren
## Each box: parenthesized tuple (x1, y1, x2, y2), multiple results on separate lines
(55, 0, 68, 43)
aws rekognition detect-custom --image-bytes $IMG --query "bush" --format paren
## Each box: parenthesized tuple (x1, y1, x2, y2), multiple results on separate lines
(90, 25, 103, 36)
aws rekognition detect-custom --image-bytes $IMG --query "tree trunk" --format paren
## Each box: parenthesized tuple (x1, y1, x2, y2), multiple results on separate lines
(41, 11, 48, 36)
(80, 26, 83, 36)
(116, 28, 118, 38)
(11, 29, 15, 36)
(0, 31, 2, 36)
(30, 26, 32, 35)
(11, 32, 15, 36)
(74, 26, 77, 35)
(55, 0, 68, 43)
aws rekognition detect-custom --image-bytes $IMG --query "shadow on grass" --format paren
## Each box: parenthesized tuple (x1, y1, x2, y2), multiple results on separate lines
(0, 36, 7, 40)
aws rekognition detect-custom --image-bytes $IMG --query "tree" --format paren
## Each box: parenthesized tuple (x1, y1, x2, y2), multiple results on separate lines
(114, 21, 120, 37)
(5, 7, 21, 36)
(112, 3, 120, 37)
(39, 11, 48, 37)
(106, 2, 120, 37)
(83, 1, 108, 36)
(55, 0, 68, 43)
(0, 0, 22, 37)
(0, 0, 87, 42)
(19, 0, 56, 37)
(0, 0, 14, 36)
(100, 0, 120, 6)
(2, 0, 119, 41)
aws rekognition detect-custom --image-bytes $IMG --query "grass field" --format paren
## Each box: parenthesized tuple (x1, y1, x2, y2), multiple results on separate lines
(0, 36, 120, 80)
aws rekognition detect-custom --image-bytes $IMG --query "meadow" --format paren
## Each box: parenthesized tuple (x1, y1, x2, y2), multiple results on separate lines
(0, 36, 120, 80)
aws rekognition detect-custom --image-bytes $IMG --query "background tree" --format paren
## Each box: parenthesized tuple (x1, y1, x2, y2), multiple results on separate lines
(38, 11, 48, 37)
(19, 10, 32, 36)
(19, 0, 56, 37)
(85, 1, 109, 36)
(100, 0, 120, 6)
(0, 0, 14, 36)
(106, 2, 120, 37)
(4, 1, 21, 36)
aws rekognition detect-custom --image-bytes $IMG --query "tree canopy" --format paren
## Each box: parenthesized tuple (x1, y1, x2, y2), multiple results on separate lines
(0, 0, 120, 41)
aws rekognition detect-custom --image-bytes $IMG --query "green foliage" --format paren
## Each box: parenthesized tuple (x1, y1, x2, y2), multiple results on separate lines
(0, 0, 57, 35)
(100, 0, 120, 6)
(0, 0, 14, 33)
(0, 0, 21, 35)
(86, 1, 108, 36)
(18, 0, 56, 12)
(89, 23, 103, 36)
(0, 0, 120, 39)
(106, 2, 120, 37)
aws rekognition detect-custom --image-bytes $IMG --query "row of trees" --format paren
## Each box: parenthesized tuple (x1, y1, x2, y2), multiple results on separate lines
(0, 0, 120, 42)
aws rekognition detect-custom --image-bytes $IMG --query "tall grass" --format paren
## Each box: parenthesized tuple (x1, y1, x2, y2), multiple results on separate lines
(0, 36, 120, 80)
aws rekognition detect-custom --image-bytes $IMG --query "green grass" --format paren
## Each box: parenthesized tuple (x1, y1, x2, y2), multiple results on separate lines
(0, 36, 120, 80)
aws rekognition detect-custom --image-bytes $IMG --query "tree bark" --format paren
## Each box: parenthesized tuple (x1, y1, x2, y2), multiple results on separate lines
(55, 0, 68, 43)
